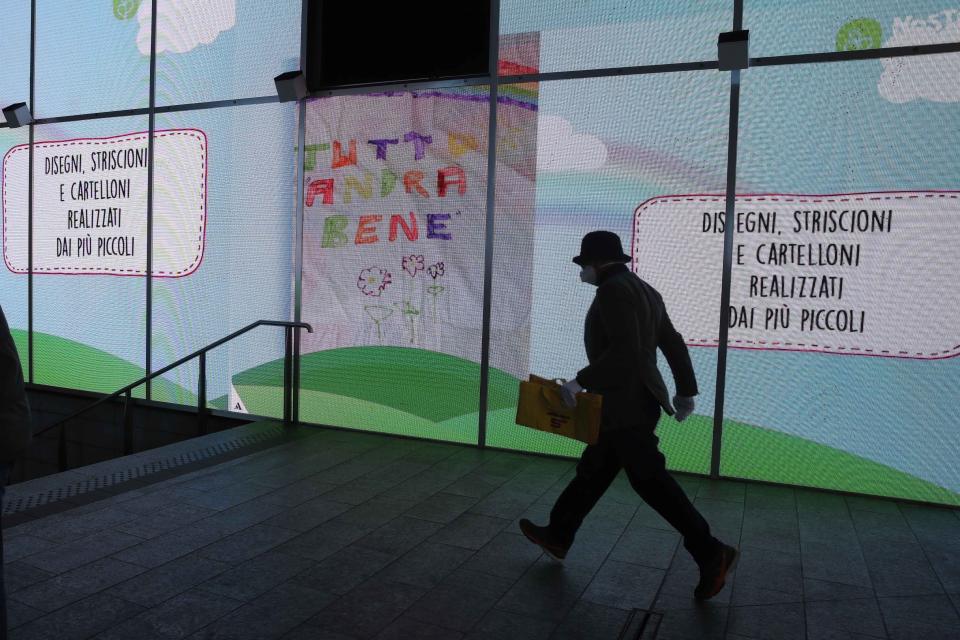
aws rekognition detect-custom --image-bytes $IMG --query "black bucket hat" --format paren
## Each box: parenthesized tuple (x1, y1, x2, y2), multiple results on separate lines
(572, 231, 631, 266)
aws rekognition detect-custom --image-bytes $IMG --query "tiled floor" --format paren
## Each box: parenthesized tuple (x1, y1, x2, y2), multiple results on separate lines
(3, 424, 960, 639)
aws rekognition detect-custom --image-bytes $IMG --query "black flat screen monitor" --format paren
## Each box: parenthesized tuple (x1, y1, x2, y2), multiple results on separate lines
(305, 1, 491, 91)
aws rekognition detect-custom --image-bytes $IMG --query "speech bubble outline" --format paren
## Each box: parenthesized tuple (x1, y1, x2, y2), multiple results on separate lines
(2, 128, 207, 278)
(632, 191, 960, 360)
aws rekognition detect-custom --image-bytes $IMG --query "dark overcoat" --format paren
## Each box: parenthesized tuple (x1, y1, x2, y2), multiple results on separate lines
(576, 265, 698, 431)
(0, 306, 31, 464)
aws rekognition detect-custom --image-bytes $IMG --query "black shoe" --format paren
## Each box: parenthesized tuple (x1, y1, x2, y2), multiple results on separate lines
(694, 544, 739, 600)
(518, 519, 570, 561)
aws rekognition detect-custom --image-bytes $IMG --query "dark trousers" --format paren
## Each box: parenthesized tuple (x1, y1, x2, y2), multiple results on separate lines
(549, 425, 722, 567)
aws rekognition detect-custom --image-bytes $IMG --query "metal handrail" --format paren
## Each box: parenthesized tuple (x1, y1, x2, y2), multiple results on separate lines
(36, 319, 312, 471)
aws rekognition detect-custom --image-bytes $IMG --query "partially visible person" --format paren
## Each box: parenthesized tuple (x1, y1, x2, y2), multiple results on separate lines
(0, 305, 32, 639)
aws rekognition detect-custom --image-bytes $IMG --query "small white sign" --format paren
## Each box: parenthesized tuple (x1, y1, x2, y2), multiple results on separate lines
(2, 129, 207, 277)
(228, 384, 249, 414)
(633, 191, 960, 360)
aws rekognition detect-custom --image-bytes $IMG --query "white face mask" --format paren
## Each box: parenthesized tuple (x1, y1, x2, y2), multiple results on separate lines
(579, 266, 598, 285)
(580, 261, 621, 285)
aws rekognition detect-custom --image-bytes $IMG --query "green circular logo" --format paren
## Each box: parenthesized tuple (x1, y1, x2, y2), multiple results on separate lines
(836, 18, 883, 52)
(113, 0, 143, 21)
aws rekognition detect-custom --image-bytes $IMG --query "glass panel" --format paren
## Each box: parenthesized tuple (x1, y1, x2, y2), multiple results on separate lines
(298, 88, 491, 444)
(151, 102, 297, 413)
(1, 128, 30, 365)
(0, 1, 30, 119)
(723, 60, 960, 505)
(499, 1, 731, 74)
(488, 72, 730, 475)
(156, 0, 302, 106)
(30, 116, 148, 394)
(745, 1, 959, 58)
(35, 0, 149, 117)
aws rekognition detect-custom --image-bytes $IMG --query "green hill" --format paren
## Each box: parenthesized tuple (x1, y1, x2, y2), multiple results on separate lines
(232, 346, 960, 506)
(12, 329, 196, 404)
(8, 334, 955, 505)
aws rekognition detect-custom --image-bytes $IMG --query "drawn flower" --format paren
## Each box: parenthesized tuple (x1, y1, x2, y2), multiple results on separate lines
(364, 305, 394, 343)
(395, 301, 421, 345)
(402, 255, 425, 277)
(397, 300, 420, 317)
(358, 268, 392, 297)
(426, 283, 445, 320)
(427, 262, 445, 279)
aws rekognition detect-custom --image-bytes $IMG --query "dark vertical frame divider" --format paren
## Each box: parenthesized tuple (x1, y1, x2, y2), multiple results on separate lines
(711, 0, 745, 477)
(26, 0, 36, 382)
(476, 0, 502, 449)
(291, 0, 310, 425)
(145, 0, 158, 399)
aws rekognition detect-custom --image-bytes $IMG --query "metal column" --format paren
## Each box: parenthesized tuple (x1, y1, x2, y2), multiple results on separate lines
(145, 0, 158, 400)
(710, 0, 745, 478)
(476, 0, 502, 448)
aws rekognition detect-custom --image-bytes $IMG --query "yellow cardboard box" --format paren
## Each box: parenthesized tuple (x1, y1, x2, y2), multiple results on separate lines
(515, 375, 602, 445)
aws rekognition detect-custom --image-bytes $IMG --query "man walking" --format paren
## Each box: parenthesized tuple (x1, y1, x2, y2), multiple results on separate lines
(0, 305, 32, 638)
(519, 231, 738, 600)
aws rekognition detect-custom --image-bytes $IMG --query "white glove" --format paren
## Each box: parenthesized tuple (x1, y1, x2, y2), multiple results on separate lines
(673, 395, 695, 422)
(560, 379, 584, 408)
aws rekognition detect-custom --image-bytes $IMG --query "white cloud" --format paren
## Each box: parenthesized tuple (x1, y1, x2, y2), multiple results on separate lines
(879, 12, 960, 103)
(536, 115, 608, 173)
(137, 0, 236, 55)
